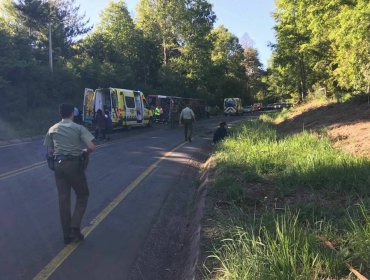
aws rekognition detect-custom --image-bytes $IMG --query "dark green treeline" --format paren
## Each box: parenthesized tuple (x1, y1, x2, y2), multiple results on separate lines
(0, 0, 264, 126)
(268, 0, 370, 102)
(1, 0, 369, 130)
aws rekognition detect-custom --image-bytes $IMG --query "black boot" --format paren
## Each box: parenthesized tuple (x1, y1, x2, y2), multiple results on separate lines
(64, 236, 72, 245)
(69, 227, 84, 243)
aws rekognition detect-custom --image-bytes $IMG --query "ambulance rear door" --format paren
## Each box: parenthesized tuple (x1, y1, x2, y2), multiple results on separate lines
(134, 91, 144, 123)
(83, 88, 95, 125)
(110, 89, 120, 126)
(123, 89, 136, 125)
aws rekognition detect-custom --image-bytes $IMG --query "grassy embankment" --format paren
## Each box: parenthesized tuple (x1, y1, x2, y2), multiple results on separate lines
(201, 108, 370, 279)
(0, 106, 63, 141)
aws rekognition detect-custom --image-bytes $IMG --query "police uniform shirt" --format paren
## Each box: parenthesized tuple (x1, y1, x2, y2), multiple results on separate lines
(180, 107, 195, 120)
(44, 119, 94, 156)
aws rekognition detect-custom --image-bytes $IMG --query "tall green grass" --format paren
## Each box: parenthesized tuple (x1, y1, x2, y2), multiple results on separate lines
(205, 120, 370, 279)
(206, 211, 342, 280)
(347, 203, 370, 269)
(215, 121, 370, 193)
(259, 107, 292, 123)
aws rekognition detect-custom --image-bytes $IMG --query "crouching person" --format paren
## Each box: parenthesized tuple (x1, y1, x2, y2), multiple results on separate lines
(213, 121, 228, 144)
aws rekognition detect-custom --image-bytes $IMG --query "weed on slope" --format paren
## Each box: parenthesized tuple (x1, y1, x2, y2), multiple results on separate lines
(202, 120, 370, 279)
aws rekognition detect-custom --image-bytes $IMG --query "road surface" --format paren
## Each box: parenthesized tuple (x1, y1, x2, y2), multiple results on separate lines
(0, 115, 250, 280)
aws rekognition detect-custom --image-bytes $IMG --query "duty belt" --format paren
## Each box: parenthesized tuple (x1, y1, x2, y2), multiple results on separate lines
(54, 155, 81, 161)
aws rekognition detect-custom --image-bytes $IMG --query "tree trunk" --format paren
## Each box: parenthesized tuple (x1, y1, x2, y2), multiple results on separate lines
(49, 23, 53, 73)
(163, 38, 167, 65)
(299, 54, 307, 101)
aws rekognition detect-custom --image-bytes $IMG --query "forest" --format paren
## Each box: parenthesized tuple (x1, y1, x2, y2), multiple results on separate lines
(0, 0, 369, 131)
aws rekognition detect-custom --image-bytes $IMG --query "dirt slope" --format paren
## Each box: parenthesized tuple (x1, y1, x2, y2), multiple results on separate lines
(276, 101, 370, 157)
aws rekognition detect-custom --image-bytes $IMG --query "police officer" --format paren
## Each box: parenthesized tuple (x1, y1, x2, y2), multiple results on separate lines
(179, 105, 196, 142)
(44, 104, 95, 244)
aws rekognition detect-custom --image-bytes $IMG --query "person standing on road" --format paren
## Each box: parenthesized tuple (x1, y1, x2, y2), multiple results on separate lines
(73, 107, 80, 124)
(153, 106, 161, 122)
(44, 103, 95, 245)
(179, 105, 196, 142)
(104, 110, 113, 141)
(94, 109, 106, 140)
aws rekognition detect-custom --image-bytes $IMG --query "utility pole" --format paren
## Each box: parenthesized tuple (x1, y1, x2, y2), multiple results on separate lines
(48, 22, 53, 73)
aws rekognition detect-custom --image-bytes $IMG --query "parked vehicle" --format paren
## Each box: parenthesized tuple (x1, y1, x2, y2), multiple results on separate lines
(243, 106, 252, 113)
(266, 103, 275, 110)
(273, 103, 282, 109)
(224, 98, 243, 116)
(252, 103, 263, 111)
(83, 88, 152, 129)
(281, 102, 293, 108)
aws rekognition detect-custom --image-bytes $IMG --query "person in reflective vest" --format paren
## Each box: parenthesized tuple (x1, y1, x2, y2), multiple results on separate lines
(153, 106, 161, 122)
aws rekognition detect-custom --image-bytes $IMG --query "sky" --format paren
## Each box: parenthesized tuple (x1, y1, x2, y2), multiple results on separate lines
(76, 0, 276, 68)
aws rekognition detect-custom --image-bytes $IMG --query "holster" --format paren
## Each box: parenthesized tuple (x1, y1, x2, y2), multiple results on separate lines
(46, 154, 55, 171)
(81, 150, 89, 170)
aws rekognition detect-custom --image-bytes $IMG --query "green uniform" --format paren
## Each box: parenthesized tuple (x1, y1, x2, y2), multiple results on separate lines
(44, 119, 94, 242)
(44, 119, 94, 156)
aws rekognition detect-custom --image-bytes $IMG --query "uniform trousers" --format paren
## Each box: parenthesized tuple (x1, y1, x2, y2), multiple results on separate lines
(183, 119, 193, 140)
(54, 160, 89, 238)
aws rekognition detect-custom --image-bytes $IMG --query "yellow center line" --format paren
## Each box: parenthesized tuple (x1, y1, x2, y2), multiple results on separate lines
(33, 141, 188, 280)
(0, 162, 46, 181)
(0, 142, 113, 181)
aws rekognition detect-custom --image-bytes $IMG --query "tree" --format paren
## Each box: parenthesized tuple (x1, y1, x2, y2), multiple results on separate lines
(208, 25, 245, 104)
(136, 0, 216, 97)
(272, 0, 312, 101)
(135, 0, 185, 65)
(242, 47, 265, 102)
(12, 0, 91, 60)
(269, 0, 370, 101)
(171, 0, 215, 93)
(329, 0, 370, 92)
(75, 0, 161, 89)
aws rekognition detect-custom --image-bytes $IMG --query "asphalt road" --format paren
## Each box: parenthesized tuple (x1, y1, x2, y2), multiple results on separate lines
(0, 115, 252, 280)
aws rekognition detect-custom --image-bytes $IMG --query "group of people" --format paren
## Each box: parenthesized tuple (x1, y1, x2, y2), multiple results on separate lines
(44, 103, 229, 246)
(179, 105, 228, 144)
(152, 105, 165, 123)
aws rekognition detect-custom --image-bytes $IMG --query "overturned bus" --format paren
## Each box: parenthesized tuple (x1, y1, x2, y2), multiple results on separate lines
(83, 88, 152, 129)
(147, 95, 206, 125)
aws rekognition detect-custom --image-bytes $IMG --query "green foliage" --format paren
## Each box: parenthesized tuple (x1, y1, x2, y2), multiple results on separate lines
(207, 211, 341, 280)
(76, 1, 147, 89)
(12, 0, 91, 59)
(0, 0, 264, 137)
(209, 26, 248, 104)
(347, 203, 370, 268)
(258, 108, 291, 123)
(268, 0, 370, 101)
